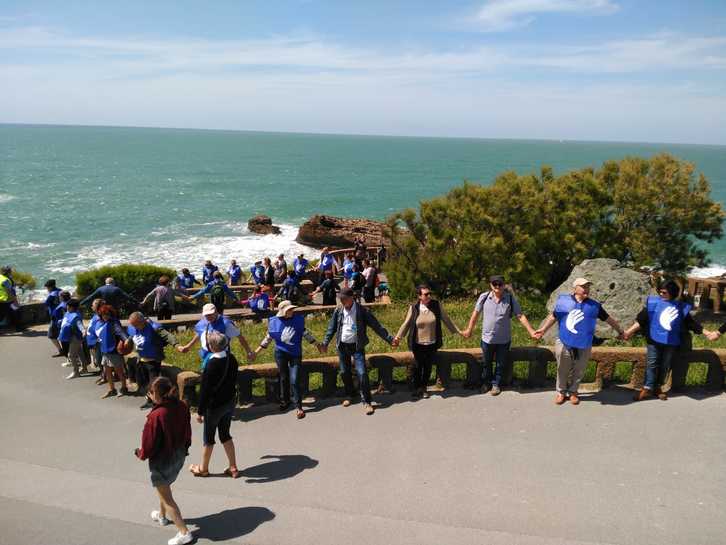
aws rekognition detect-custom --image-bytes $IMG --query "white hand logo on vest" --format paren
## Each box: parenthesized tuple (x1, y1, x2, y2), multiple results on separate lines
(659, 306, 679, 331)
(565, 309, 585, 334)
(281, 326, 296, 344)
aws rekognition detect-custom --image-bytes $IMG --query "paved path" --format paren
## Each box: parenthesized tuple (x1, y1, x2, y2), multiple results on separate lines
(1, 331, 725, 545)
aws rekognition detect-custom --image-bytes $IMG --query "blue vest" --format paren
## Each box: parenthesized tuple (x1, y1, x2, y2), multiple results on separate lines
(86, 315, 100, 346)
(202, 265, 218, 283)
(228, 266, 242, 283)
(268, 315, 305, 357)
(194, 315, 233, 359)
(320, 254, 334, 270)
(554, 294, 601, 349)
(249, 293, 270, 313)
(127, 320, 164, 360)
(98, 319, 122, 354)
(250, 265, 264, 284)
(647, 295, 691, 346)
(59, 311, 82, 342)
(51, 301, 67, 327)
(177, 274, 195, 289)
(343, 260, 354, 279)
(45, 288, 61, 315)
(294, 258, 308, 274)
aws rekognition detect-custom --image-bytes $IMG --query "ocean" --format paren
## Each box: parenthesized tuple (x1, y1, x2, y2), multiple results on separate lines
(2, 124, 726, 296)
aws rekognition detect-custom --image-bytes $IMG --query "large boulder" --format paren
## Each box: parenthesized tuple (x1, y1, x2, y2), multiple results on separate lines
(296, 214, 388, 249)
(544, 259, 654, 341)
(248, 215, 281, 235)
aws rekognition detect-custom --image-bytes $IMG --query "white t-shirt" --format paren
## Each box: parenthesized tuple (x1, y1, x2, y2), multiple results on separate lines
(341, 303, 358, 343)
(200, 320, 240, 352)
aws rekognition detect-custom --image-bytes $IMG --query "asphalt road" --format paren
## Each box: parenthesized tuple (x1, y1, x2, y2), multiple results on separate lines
(1, 330, 725, 545)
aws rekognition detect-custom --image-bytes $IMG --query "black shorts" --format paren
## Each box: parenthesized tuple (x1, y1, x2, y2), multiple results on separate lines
(203, 400, 235, 446)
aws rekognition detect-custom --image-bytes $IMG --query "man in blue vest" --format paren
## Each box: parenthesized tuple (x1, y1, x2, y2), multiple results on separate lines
(622, 280, 718, 401)
(177, 303, 255, 364)
(190, 271, 240, 314)
(125, 312, 180, 409)
(322, 287, 397, 415)
(202, 260, 219, 284)
(254, 300, 324, 419)
(175, 268, 200, 290)
(293, 253, 308, 278)
(535, 278, 625, 405)
(248, 260, 264, 285)
(227, 260, 243, 286)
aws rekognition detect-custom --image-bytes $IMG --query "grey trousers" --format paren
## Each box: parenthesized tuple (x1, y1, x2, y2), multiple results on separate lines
(554, 339, 591, 394)
(68, 337, 89, 373)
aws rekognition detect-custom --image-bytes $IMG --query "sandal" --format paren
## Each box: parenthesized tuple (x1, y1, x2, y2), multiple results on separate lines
(223, 467, 241, 479)
(189, 464, 209, 477)
(296, 409, 306, 419)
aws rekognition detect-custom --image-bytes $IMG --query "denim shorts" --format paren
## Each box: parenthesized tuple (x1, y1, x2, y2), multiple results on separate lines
(149, 447, 187, 487)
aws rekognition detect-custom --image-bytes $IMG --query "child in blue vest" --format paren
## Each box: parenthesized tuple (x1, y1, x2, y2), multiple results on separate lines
(44, 279, 64, 356)
(85, 298, 106, 383)
(58, 298, 89, 379)
(254, 300, 324, 419)
(534, 278, 624, 405)
(623, 280, 717, 401)
(51, 290, 72, 362)
(97, 304, 130, 399)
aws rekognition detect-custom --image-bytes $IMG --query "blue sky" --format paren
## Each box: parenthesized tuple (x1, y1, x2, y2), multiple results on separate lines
(2, 0, 726, 144)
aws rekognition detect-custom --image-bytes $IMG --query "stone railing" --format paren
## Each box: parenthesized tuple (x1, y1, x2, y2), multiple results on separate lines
(171, 346, 726, 407)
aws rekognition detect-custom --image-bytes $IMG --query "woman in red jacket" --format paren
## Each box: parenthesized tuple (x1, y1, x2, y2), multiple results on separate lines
(135, 377, 193, 545)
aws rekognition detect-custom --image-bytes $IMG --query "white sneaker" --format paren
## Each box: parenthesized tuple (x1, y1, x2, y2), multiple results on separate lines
(168, 531, 193, 545)
(65, 371, 79, 380)
(150, 510, 170, 526)
(61, 361, 72, 367)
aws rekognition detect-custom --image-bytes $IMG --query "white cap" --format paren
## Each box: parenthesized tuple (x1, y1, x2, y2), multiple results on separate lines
(202, 303, 217, 316)
(572, 277, 592, 288)
(276, 300, 298, 318)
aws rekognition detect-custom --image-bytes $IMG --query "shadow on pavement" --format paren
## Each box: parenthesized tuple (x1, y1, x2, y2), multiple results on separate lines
(187, 506, 275, 542)
(240, 454, 318, 483)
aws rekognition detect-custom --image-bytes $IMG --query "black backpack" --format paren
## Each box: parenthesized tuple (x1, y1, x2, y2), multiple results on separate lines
(210, 283, 226, 308)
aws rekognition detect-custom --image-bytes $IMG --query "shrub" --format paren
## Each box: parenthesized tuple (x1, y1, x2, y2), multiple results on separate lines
(8, 269, 36, 291)
(75, 264, 177, 300)
(385, 154, 724, 298)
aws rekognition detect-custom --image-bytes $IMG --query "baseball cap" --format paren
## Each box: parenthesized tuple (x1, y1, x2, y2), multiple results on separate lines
(489, 275, 505, 284)
(202, 303, 217, 316)
(572, 277, 592, 288)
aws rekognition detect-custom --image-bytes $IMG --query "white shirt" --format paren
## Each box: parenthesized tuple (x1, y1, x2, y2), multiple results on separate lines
(200, 320, 240, 352)
(341, 303, 358, 344)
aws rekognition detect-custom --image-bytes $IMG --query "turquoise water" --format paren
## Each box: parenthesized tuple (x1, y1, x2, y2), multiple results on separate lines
(2, 124, 726, 289)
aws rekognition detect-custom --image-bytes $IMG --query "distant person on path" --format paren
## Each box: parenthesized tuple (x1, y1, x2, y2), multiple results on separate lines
(85, 298, 105, 382)
(135, 376, 193, 545)
(293, 253, 308, 279)
(312, 270, 340, 306)
(354, 237, 367, 267)
(126, 312, 179, 409)
(361, 259, 378, 303)
(248, 260, 265, 286)
(189, 332, 241, 478)
(175, 268, 200, 291)
(227, 259, 242, 286)
(342, 253, 355, 288)
(51, 290, 72, 360)
(202, 260, 218, 284)
(80, 277, 138, 312)
(394, 285, 464, 399)
(274, 254, 288, 283)
(262, 257, 275, 290)
(0, 265, 21, 331)
(623, 280, 718, 401)
(255, 300, 324, 419)
(190, 271, 239, 314)
(97, 304, 130, 399)
(177, 303, 255, 365)
(58, 298, 89, 379)
(377, 244, 387, 268)
(463, 275, 538, 395)
(44, 279, 64, 356)
(322, 288, 397, 415)
(141, 276, 189, 321)
(535, 278, 625, 405)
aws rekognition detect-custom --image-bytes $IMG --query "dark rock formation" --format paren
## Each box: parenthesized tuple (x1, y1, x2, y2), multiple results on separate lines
(543, 259, 654, 341)
(296, 214, 388, 249)
(248, 215, 281, 235)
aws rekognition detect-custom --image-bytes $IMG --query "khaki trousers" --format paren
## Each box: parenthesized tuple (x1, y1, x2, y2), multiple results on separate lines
(555, 339, 591, 394)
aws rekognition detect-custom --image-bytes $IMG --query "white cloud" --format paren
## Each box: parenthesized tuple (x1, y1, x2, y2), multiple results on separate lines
(474, 0, 619, 32)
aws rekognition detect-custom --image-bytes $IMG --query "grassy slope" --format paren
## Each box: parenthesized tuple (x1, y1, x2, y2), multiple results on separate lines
(162, 294, 724, 393)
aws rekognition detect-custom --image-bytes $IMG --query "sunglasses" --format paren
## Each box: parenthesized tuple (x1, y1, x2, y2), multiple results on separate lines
(491, 282, 503, 287)
(420, 292, 432, 297)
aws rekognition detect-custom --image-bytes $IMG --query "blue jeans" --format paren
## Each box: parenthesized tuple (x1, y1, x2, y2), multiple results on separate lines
(481, 341, 510, 387)
(274, 348, 302, 409)
(338, 343, 372, 404)
(645, 342, 676, 390)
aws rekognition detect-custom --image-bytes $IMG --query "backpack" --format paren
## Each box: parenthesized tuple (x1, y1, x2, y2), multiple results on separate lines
(210, 283, 226, 308)
(480, 290, 514, 318)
